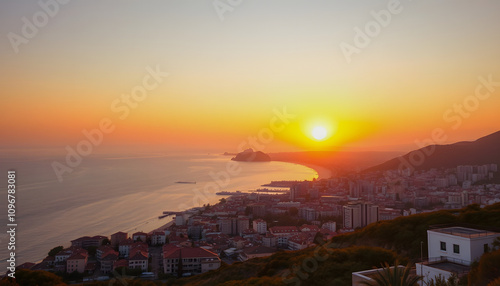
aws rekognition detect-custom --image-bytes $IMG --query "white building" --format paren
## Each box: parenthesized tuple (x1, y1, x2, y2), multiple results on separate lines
(322, 221, 337, 232)
(253, 219, 267, 234)
(416, 226, 500, 285)
(352, 266, 405, 286)
(151, 231, 166, 245)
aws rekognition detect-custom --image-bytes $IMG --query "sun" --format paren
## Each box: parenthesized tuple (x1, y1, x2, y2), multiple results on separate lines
(311, 126, 328, 141)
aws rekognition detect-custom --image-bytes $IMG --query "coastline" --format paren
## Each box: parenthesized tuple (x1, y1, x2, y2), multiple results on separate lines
(273, 160, 333, 180)
(301, 163, 332, 180)
(148, 218, 175, 235)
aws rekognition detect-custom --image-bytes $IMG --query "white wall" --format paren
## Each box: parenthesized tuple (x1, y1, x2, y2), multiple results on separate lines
(428, 230, 500, 265)
(416, 263, 452, 286)
(427, 231, 472, 264)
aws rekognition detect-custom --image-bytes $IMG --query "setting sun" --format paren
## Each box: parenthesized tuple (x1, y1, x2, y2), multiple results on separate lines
(312, 126, 328, 141)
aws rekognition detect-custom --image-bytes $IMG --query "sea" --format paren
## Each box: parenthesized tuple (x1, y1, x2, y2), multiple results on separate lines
(0, 152, 317, 269)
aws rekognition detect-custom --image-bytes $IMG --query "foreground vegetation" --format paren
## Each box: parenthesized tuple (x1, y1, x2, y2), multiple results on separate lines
(2, 203, 500, 286)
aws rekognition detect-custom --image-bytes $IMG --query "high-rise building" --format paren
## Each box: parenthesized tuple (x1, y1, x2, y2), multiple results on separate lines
(237, 217, 250, 235)
(252, 219, 267, 234)
(343, 202, 379, 229)
(343, 204, 361, 229)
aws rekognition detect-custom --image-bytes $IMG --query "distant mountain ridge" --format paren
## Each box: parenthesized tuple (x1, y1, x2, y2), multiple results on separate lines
(364, 130, 500, 173)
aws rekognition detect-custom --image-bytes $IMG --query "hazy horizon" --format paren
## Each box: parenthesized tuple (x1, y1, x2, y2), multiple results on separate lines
(1, 0, 500, 154)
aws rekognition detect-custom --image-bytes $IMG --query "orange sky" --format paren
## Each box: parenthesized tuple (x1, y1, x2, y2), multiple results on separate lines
(1, 1, 499, 154)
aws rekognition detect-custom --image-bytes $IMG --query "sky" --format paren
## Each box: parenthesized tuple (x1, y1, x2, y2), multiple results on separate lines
(1, 0, 499, 154)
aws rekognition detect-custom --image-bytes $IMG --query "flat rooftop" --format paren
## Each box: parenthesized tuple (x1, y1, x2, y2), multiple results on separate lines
(423, 261, 470, 274)
(430, 227, 500, 238)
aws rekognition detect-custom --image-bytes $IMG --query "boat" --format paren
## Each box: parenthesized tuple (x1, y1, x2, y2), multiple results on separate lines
(175, 181, 196, 184)
(158, 214, 169, 219)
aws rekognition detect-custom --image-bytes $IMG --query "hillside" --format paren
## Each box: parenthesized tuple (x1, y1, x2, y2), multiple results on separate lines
(171, 203, 500, 286)
(365, 130, 500, 173)
(269, 151, 402, 175)
(5, 203, 500, 286)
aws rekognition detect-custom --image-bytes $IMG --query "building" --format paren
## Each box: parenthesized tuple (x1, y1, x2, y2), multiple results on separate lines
(66, 249, 88, 273)
(110, 232, 128, 246)
(151, 231, 167, 245)
(288, 233, 313, 251)
(162, 245, 221, 276)
(132, 232, 148, 242)
(218, 217, 233, 235)
(119, 240, 147, 258)
(55, 247, 85, 263)
(269, 226, 300, 248)
(96, 245, 115, 261)
(239, 246, 276, 261)
(343, 204, 361, 229)
(416, 226, 500, 285)
(129, 246, 149, 271)
(343, 202, 379, 229)
(299, 207, 317, 221)
(262, 233, 277, 248)
(322, 221, 337, 232)
(251, 204, 267, 217)
(352, 265, 406, 286)
(253, 219, 267, 234)
(70, 235, 107, 249)
(100, 250, 119, 274)
(237, 217, 250, 235)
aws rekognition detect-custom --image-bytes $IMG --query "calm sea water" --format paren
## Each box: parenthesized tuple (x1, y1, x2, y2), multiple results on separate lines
(0, 153, 317, 268)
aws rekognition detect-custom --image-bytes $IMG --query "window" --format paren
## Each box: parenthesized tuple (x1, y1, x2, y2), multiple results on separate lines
(453, 244, 460, 254)
(440, 241, 446, 251)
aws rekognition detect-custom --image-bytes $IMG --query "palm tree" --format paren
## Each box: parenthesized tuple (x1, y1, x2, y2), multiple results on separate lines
(361, 260, 422, 286)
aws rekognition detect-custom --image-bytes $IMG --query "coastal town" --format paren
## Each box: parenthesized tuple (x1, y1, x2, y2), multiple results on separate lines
(14, 163, 500, 282)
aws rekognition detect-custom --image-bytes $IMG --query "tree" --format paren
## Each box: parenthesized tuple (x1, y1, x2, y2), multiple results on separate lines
(2, 269, 66, 286)
(48, 246, 64, 257)
(361, 260, 422, 286)
(101, 238, 111, 245)
(488, 277, 500, 286)
(87, 246, 98, 256)
(468, 249, 500, 286)
(219, 198, 227, 204)
(492, 237, 500, 251)
(289, 207, 298, 216)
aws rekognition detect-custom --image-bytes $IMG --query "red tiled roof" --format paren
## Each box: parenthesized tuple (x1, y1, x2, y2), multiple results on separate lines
(102, 252, 119, 261)
(129, 251, 148, 261)
(111, 231, 127, 236)
(133, 232, 147, 236)
(67, 252, 88, 260)
(162, 245, 219, 259)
